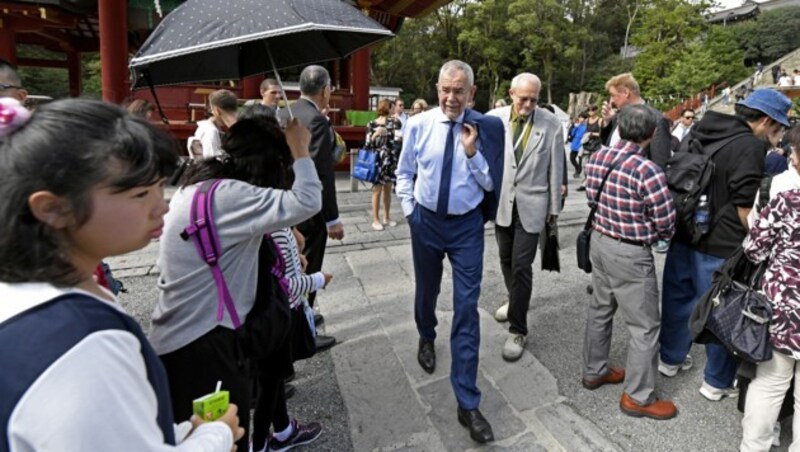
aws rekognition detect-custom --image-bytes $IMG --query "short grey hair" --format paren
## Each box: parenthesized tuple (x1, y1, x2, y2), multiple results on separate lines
(617, 104, 659, 143)
(510, 73, 541, 90)
(439, 60, 474, 86)
(299, 65, 330, 96)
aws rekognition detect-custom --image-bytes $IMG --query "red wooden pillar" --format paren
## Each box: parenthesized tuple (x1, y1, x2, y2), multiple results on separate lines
(67, 50, 81, 97)
(351, 48, 370, 110)
(0, 25, 16, 65)
(98, 0, 127, 103)
(242, 75, 263, 100)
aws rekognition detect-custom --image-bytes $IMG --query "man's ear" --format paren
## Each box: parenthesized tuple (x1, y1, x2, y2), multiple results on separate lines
(28, 191, 72, 229)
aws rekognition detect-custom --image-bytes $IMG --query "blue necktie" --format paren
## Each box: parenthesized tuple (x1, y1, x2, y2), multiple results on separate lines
(436, 121, 456, 218)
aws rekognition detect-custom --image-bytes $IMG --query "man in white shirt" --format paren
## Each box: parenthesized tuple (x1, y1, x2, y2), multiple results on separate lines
(672, 108, 695, 143)
(187, 90, 238, 159)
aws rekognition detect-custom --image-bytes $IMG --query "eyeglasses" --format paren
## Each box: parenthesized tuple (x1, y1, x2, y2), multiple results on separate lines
(514, 96, 538, 104)
(0, 83, 23, 90)
(437, 86, 467, 97)
(684, 115, 695, 120)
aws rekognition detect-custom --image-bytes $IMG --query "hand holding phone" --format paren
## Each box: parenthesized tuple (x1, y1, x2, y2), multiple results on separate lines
(601, 101, 615, 122)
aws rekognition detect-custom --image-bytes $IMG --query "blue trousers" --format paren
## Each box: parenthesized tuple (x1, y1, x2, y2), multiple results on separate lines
(660, 241, 738, 388)
(410, 205, 484, 410)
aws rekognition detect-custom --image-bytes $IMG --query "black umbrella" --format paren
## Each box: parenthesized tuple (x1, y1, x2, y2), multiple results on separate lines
(129, 0, 393, 88)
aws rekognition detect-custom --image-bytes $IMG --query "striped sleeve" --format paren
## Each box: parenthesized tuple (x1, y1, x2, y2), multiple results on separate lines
(271, 229, 322, 309)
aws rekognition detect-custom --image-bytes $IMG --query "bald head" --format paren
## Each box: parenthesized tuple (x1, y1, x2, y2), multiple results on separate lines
(0, 59, 26, 102)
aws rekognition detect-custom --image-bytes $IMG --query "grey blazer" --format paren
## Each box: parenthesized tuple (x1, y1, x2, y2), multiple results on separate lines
(486, 106, 564, 234)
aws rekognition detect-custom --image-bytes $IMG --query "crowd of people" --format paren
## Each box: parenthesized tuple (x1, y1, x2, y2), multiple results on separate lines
(2, 51, 800, 452)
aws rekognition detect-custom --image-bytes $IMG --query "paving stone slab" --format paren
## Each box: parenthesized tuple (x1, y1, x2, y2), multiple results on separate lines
(485, 432, 548, 452)
(114, 266, 153, 278)
(340, 230, 389, 246)
(534, 403, 622, 452)
(332, 335, 431, 451)
(325, 243, 365, 254)
(107, 252, 157, 270)
(478, 314, 561, 412)
(417, 373, 526, 450)
(323, 276, 382, 343)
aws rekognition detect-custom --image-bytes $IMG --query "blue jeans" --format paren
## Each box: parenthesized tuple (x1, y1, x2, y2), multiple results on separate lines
(659, 241, 738, 389)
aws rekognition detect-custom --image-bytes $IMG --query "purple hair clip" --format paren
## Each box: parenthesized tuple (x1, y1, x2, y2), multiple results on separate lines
(0, 98, 32, 138)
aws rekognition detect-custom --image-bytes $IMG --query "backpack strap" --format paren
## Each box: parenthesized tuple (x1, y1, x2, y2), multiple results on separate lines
(264, 235, 291, 299)
(584, 151, 635, 230)
(180, 179, 242, 328)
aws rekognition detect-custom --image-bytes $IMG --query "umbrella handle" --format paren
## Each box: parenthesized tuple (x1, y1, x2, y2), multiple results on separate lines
(143, 70, 170, 125)
(265, 42, 294, 121)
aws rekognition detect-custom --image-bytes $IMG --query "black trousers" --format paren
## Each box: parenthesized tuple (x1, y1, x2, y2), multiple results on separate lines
(251, 362, 290, 451)
(495, 204, 540, 336)
(297, 212, 328, 308)
(569, 151, 581, 173)
(159, 327, 251, 452)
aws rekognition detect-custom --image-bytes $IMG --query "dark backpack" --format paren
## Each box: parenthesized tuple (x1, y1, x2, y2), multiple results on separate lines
(665, 131, 749, 244)
(180, 179, 291, 361)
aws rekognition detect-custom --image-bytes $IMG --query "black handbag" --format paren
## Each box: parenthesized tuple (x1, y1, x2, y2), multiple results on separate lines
(289, 303, 317, 361)
(692, 245, 771, 363)
(540, 220, 560, 272)
(243, 237, 293, 361)
(576, 153, 633, 273)
(705, 276, 772, 363)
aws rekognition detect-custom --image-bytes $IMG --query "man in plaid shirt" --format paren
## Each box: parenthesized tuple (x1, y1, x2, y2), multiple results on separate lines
(581, 104, 677, 420)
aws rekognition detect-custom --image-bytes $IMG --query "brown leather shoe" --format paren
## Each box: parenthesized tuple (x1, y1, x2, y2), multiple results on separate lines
(582, 367, 625, 390)
(619, 393, 677, 420)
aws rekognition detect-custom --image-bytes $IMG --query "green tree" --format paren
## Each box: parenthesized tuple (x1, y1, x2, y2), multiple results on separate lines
(508, 0, 571, 103)
(631, 0, 710, 100)
(371, 14, 449, 103)
(458, 0, 518, 105)
(735, 6, 800, 65)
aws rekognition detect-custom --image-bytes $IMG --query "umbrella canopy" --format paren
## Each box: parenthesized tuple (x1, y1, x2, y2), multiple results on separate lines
(129, 0, 393, 88)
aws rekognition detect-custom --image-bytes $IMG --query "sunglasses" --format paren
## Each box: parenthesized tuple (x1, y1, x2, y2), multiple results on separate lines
(0, 83, 23, 90)
(684, 115, 695, 119)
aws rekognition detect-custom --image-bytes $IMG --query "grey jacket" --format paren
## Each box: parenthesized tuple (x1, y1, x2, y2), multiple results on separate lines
(149, 159, 321, 355)
(487, 106, 564, 234)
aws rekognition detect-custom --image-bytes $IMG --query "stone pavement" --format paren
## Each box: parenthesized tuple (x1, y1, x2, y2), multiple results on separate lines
(110, 172, 788, 451)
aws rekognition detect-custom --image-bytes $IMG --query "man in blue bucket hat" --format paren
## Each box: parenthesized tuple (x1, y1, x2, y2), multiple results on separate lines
(658, 88, 792, 403)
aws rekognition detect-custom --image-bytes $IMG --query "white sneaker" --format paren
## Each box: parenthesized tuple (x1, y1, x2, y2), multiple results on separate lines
(699, 380, 738, 401)
(494, 302, 509, 322)
(502, 333, 526, 362)
(658, 355, 693, 377)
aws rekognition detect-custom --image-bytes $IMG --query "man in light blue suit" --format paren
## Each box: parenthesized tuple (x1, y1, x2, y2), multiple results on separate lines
(396, 60, 504, 444)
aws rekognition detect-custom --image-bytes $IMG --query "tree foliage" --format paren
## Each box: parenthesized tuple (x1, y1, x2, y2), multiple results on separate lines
(370, 0, 779, 112)
(734, 6, 800, 65)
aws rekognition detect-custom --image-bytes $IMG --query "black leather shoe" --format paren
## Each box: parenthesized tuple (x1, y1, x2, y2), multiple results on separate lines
(457, 407, 494, 443)
(417, 339, 435, 374)
(314, 313, 324, 326)
(315, 334, 336, 352)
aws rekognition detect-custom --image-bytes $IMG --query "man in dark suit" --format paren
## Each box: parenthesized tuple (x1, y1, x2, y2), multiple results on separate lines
(278, 65, 340, 351)
(396, 60, 504, 444)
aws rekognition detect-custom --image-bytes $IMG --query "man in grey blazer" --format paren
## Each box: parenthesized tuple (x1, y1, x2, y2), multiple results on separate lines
(487, 73, 564, 362)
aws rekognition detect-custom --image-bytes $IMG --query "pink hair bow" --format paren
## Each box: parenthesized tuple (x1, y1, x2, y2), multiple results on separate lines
(0, 98, 31, 138)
